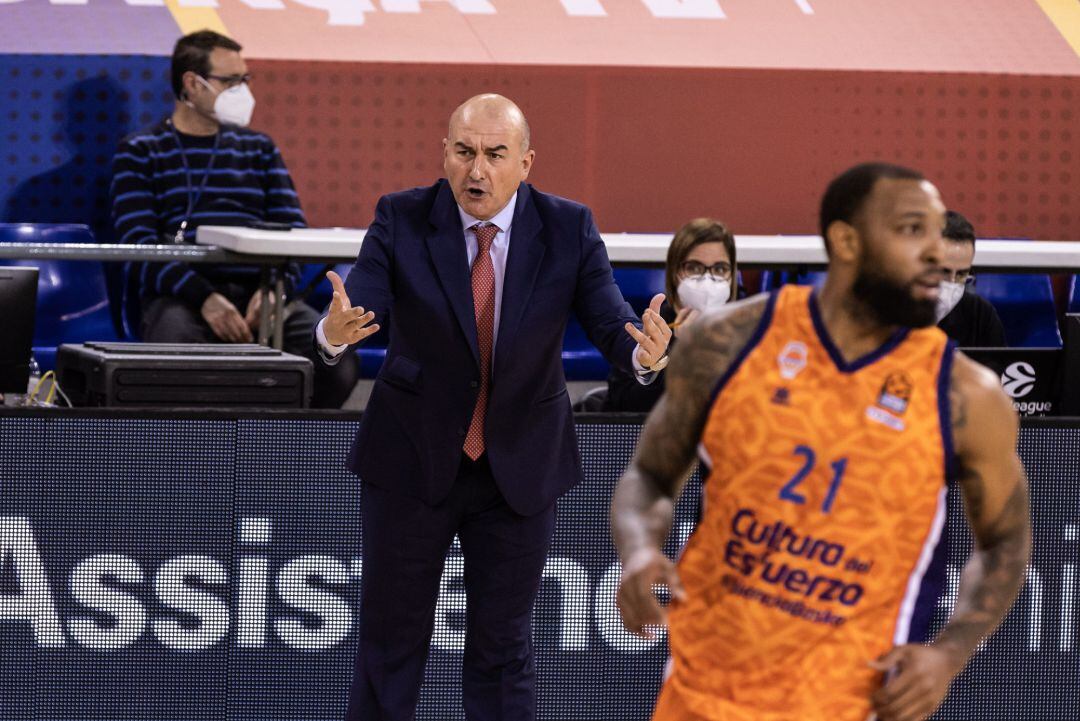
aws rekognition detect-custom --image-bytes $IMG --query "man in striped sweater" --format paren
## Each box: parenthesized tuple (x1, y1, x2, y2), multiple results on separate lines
(111, 30, 356, 407)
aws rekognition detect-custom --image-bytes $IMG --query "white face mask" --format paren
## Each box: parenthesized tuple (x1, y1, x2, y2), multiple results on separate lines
(196, 76, 256, 127)
(934, 281, 965, 323)
(677, 275, 731, 313)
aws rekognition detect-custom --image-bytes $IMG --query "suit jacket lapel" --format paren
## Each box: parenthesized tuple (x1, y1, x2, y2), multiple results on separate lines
(425, 182, 480, 367)
(494, 184, 546, 378)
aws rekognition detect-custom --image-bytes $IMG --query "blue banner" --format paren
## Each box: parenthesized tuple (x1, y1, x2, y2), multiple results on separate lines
(0, 414, 1077, 720)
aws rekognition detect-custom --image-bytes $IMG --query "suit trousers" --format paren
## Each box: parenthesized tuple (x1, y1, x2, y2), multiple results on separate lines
(347, 453, 556, 721)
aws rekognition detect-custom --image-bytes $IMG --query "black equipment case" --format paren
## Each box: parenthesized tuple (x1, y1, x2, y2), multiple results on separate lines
(56, 342, 313, 408)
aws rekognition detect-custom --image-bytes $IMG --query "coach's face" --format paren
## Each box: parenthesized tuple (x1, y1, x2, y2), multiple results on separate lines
(852, 178, 947, 328)
(443, 99, 534, 221)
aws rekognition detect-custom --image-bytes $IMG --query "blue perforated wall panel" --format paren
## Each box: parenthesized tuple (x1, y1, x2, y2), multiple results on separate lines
(1, 55, 173, 238)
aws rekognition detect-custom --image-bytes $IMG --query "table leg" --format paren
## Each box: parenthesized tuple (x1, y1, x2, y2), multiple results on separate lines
(273, 274, 285, 350)
(258, 267, 271, 346)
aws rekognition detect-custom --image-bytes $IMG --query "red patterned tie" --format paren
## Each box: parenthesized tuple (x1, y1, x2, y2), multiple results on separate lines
(463, 222, 498, 460)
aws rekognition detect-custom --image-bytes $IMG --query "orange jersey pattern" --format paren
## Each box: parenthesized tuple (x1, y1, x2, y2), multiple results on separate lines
(657, 285, 956, 721)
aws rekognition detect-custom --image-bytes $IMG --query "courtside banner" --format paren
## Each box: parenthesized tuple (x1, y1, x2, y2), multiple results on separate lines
(965, 348, 1062, 417)
(0, 414, 1077, 720)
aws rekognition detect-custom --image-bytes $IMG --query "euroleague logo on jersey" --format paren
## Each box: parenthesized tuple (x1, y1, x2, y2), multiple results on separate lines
(1001, 362, 1037, 399)
(877, 372, 913, 415)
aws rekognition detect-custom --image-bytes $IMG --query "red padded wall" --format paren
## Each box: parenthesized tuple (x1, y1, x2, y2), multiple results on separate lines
(248, 61, 1079, 240)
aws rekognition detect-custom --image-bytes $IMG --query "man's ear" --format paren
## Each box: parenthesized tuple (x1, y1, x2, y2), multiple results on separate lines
(826, 220, 860, 264)
(181, 71, 201, 101)
(520, 148, 535, 180)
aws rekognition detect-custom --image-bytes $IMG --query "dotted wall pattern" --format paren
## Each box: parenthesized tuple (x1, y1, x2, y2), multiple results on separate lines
(803, 75, 1079, 239)
(2, 56, 1076, 245)
(245, 60, 1080, 242)
(0, 54, 173, 239)
(0, 417, 1077, 720)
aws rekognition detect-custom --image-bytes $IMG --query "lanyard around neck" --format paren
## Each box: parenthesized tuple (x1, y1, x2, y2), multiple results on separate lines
(168, 121, 221, 244)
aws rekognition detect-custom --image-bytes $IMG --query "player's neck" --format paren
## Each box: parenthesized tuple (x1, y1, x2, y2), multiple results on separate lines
(817, 285, 897, 362)
(171, 103, 220, 137)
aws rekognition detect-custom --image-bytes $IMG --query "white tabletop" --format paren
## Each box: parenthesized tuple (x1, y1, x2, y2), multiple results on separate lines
(196, 226, 364, 258)
(195, 226, 1080, 271)
(599, 234, 829, 264)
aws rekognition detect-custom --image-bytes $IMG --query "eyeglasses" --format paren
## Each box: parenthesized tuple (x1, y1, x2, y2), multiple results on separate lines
(679, 260, 733, 280)
(944, 269, 976, 285)
(204, 73, 252, 89)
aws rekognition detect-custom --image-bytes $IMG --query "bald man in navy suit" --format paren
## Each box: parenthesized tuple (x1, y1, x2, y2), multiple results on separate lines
(316, 94, 672, 720)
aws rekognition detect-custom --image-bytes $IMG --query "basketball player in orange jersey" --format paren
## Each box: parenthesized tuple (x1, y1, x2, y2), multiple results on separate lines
(611, 163, 1031, 721)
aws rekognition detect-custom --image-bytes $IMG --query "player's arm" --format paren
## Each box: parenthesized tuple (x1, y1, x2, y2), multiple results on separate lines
(873, 352, 1031, 721)
(610, 295, 769, 636)
(936, 353, 1031, 657)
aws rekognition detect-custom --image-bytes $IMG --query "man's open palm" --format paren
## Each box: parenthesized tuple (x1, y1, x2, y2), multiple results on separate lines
(323, 270, 380, 346)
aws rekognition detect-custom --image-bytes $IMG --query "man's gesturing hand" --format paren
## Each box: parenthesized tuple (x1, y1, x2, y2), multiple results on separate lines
(626, 293, 673, 369)
(323, 270, 380, 346)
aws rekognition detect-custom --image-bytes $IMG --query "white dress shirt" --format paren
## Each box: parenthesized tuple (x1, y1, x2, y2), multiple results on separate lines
(457, 193, 517, 360)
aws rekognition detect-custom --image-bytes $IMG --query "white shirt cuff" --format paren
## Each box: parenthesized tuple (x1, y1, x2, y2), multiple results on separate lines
(631, 343, 646, 374)
(316, 317, 349, 358)
(631, 343, 658, 386)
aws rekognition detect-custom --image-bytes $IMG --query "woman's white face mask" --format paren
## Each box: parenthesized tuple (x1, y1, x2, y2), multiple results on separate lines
(677, 275, 731, 313)
(195, 76, 256, 127)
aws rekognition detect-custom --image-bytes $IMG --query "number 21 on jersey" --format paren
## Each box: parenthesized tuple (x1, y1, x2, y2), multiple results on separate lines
(779, 445, 848, 513)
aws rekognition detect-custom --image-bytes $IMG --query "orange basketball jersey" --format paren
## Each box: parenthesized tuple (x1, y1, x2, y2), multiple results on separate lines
(655, 285, 956, 721)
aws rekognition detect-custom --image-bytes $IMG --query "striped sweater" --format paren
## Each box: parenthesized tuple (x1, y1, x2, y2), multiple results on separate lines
(110, 118, 305, 310)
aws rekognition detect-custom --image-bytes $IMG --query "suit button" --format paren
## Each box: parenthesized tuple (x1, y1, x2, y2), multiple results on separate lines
(469, 380, 479, 389)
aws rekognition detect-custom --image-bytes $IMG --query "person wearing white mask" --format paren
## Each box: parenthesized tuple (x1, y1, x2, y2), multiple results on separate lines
(605, 218, 739, 411)
(936, 210, 1007, 347)
(110, 30, 357, 407)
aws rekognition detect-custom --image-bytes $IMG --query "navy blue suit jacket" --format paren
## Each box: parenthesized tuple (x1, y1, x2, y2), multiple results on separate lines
(334, 180, 639, 516)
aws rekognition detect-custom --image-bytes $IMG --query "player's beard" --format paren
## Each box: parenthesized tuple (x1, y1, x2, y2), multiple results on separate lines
(851, 255, 937, 329)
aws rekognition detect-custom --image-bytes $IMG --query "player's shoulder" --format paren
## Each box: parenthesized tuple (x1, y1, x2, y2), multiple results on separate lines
(664, 292, 775, 404)
(949, 350, 1018, 436)
(679, 292, 774, 358)
(701, 291, 773, 334)
(951, 350, 1006, 399)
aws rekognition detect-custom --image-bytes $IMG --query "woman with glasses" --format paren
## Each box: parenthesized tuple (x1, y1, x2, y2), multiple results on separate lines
(604, 218, 741, 412)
